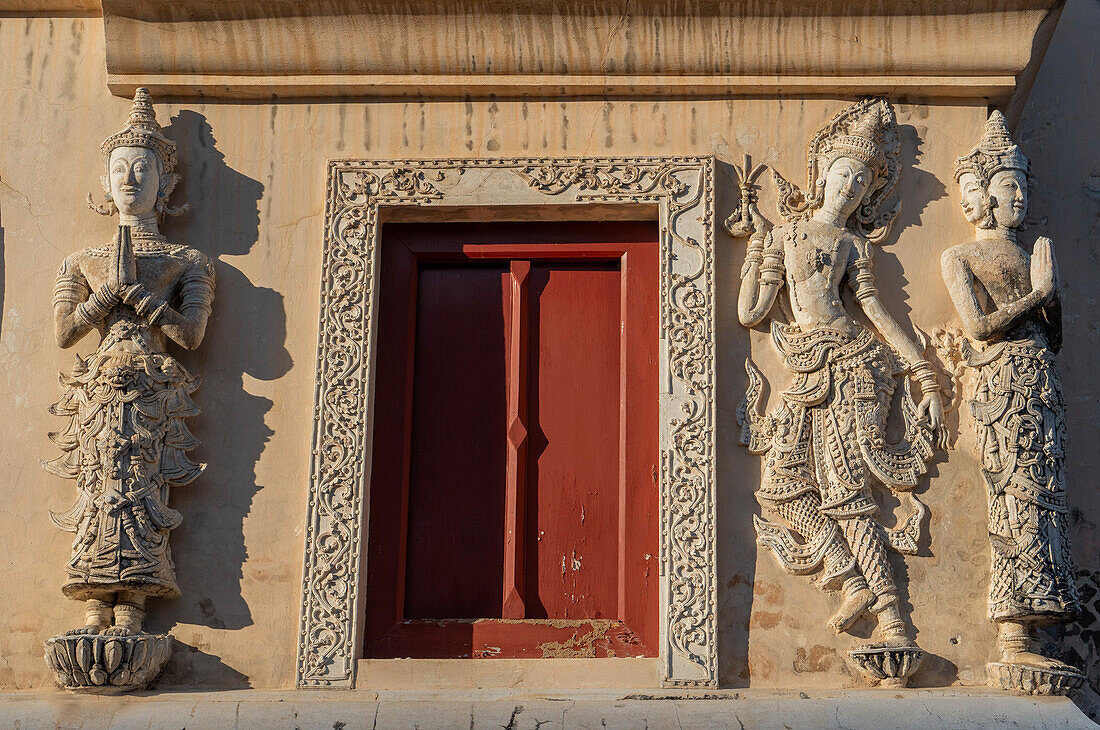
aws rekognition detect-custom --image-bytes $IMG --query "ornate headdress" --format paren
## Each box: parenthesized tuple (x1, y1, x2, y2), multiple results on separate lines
(825, 110, 888, 180)
(90, 88, 189, 217)
(102, 88, 178, 174)
(773, 98, 901, 242)
(953, 110, 1028, 184)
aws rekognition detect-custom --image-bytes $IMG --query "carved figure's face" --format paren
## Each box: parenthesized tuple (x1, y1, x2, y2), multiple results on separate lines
(822, 156, 872, 222)
(108, 146, 161, 217)
(988, 169, 1027, 229)
(957, 172, 993, 228)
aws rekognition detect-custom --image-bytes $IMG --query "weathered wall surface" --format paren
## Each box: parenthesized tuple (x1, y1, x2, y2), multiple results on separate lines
(0, 0, 1096, 692)
(1015, 0, 1100, 693)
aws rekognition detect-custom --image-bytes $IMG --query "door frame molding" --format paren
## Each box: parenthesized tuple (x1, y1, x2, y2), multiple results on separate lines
(297, 157, 717, 688)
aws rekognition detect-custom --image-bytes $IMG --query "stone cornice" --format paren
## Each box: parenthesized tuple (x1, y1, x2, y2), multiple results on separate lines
(96, 0, 1062, 108)
(0, 0, 100, 13)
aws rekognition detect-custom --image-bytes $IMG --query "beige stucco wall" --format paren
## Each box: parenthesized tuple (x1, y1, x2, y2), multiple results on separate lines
(1014, 0, 1100, 693)
(0, 0, 1096, 692)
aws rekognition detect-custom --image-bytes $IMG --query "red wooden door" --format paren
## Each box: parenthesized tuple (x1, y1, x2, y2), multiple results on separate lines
(365, 221, 658, 659)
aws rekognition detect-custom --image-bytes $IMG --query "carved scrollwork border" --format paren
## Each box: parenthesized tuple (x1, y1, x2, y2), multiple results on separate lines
(297, 157, 716, 688)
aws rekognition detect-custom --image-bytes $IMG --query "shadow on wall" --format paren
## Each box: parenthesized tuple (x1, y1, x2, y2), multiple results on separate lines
(714, 158, 759, 687)
(153, 639, 252, 692)
(144, 111, 291, 688)
(865, 120, 948, 337)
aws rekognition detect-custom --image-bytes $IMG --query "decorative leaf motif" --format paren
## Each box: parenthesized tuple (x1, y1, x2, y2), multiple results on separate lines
(44, 635, 172, 692)
(104, 639, 123, 673)
(76, 638, 93, 672)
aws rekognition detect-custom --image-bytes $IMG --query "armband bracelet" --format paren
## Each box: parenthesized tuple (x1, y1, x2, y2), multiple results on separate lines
(917, 378, 942, 394)
(912, 363, 941, 393)
(910, 360, 935, 376)
(854, 284, 879, 303)
(121, 283, 144, 305)
(121, 283, 156, 315)
(138, 293, 166, 318)
(53, 281, 90, 307)
(90, 285, 119, 314)
(75, 286, 117, 327)
(73, 302, 99, 329)
(148, 301, 170, 327)
(849, 265, 875, 291)
(759, 256, 785, 284)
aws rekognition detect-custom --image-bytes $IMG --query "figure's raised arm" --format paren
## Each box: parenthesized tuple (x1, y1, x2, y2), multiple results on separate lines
(738, 228, 783, 327)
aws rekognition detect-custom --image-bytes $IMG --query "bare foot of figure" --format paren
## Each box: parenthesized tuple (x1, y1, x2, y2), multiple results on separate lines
(102, 625, 134, 636)
(65, 621, 108, 636)
(875, 634, 918, 649)
(1002, 649, 1077, 672)
(829, 587, 874, 633)
(66, 599, 111, 635)
(105, 600, 145, 636)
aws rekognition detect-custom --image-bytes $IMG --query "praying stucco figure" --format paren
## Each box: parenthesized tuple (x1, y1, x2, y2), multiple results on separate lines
(940, 111, 1084, 696)
(42, 89, 215, 693)
(730, 98, 947, 687)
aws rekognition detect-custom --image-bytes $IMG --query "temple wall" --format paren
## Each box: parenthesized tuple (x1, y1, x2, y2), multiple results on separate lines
(0, 0, 1097, 694)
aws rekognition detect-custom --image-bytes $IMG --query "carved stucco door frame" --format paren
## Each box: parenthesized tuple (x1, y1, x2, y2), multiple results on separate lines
(296, 157, 717, 688)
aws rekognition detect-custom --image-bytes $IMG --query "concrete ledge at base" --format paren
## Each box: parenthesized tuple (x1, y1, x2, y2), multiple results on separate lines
(355, 657, 660, 690)
(0, 688, 1095, 729)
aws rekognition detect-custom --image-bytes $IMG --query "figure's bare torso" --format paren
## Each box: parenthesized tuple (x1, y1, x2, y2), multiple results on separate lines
(66, 238, 208, 352)
(948, 239, 1032, 314)
(780, 218, 861, 334)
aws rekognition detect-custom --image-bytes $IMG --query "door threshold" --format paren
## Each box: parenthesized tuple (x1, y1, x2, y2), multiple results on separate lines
(355, 657, 659, 690)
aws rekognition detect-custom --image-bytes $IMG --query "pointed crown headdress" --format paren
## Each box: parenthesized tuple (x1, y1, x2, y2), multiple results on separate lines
(90, 88, 190, 217)
(825, 109, 889, 180)
(953, 110, 1028, 184)
(773, 98, 902, 242)
(101, 88, 178, 174)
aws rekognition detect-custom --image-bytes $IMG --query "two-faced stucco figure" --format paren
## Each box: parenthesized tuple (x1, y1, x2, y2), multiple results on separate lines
(940, 111, 1084, 696)
(41, 89, 215, 693)
(730, 98, 948, 687)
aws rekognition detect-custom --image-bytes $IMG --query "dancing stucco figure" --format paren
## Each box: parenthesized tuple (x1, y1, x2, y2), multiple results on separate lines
(731, 98, 947, 687)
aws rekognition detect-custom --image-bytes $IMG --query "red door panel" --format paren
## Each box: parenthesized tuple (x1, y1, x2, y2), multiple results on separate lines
(365, 221, 659, 659)
(526, 263, 621, 620)
(404, 265, 509, 620)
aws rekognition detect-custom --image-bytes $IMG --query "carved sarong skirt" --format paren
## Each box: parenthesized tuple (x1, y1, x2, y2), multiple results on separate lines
(968, 331, 1079, 622)
(757, 323, 920, 515)
(44, 342, 203, 600)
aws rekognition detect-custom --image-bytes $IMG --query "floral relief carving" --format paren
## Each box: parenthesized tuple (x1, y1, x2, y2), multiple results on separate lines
(300, 157, 717, 688)
(519, 162, 690, 199)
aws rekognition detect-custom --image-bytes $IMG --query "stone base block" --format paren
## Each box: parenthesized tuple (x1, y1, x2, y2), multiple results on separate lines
(44, 633, 172, 694)
(987, 661, 1086, 696)
(0, 688, 1094, 729)
(846, 644, 924, 688)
